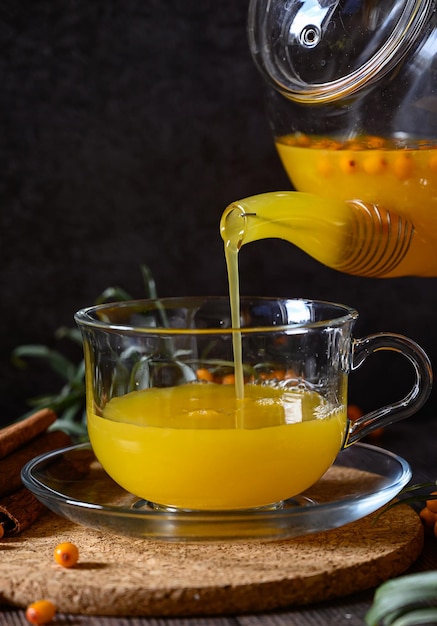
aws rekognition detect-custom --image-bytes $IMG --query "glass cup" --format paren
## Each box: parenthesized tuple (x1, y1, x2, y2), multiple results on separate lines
(75, 296, 432, 512)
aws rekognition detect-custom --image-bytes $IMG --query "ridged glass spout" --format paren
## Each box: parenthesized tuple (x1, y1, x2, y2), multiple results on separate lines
(220, 192, 437, 278)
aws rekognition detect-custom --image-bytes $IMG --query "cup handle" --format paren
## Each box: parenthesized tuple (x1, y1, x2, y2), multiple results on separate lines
(346, 333, 433, 446)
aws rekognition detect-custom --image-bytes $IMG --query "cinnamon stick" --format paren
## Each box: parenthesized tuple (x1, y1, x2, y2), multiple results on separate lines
(0, 487, 46, 537)
(0, 429, 72, 498)
(0, 409, 57, 459)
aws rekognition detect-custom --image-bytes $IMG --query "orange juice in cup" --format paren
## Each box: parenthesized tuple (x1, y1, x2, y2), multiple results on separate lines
(87, 382, 346, 510)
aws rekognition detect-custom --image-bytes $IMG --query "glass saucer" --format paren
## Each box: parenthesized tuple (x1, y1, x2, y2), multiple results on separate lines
(22, 442, 411, 542)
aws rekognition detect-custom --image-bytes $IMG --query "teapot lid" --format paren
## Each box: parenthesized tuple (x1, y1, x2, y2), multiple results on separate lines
(248, 0, 433, 104)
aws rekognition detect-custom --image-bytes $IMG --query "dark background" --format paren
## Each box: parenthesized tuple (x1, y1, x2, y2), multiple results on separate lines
(1, 1, 436, 427)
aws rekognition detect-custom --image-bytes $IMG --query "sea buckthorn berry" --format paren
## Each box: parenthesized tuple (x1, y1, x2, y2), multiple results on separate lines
(258, 370, 283, 381)
(53, 541, 79, 568)
(429, 154, 437, 173)
(347, 404, 363, 422)
(0, 523, 4, 539)
(283, 369, 297, 380)
(25, 599, 56, 625)
(363, 153, 387, 175)
(345, 141, 363, 152)
(221, 373, 235, 385)
(271, 370, 285, 381)
(316, 156, 333, 177)
(393, 153, 414, 180)
(339, 154, 358, 174)
(296, 133, 311, 147)
(314, 138, 340, 150)
(420, 506, 437, 533)
(196, 368, 214, 383)
(366, 136, 385, 149)
(366, 426, 385, 441)
(426, 491, 437, 514)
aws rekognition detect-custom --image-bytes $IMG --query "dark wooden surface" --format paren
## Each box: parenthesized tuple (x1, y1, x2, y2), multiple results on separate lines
(1, 413, 437, 626)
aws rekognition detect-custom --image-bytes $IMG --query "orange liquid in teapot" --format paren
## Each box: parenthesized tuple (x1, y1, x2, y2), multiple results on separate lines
(276, 134, 437, 277)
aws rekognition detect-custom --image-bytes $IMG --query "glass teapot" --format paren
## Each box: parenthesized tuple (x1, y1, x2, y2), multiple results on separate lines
(221, 0, 437, 277)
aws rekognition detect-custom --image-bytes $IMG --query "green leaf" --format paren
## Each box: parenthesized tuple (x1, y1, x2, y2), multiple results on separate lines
(11, 345, 50, 368)
(11, 345, 77, 381)
(374, 481, 437, 521)
(366, 572, 437, 625)
(61, 400, 84, 421)
(70, 360, 86, 387)
(389, 608, 437, 626)
(54, 326, 83, 345)
(27, 387, 84, 413)
(26, 394, 62, 408)
(401, 481, 437, 494)
(94, 286, 132, 304)
(140, 264, 158, 299)
(52, 415, 87, 439)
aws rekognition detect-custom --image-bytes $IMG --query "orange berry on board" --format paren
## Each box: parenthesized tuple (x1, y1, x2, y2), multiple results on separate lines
(0, 523, 4, 539)
(25, 599, 56, 625)
(53, 541, 79, 568)
(426, 491, 437, 514)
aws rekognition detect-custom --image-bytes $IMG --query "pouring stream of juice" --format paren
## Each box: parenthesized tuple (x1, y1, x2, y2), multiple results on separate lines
(223, 215, 245, 402)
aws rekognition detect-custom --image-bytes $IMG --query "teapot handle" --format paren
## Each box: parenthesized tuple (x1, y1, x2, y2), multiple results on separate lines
(346, 333, 433, 446)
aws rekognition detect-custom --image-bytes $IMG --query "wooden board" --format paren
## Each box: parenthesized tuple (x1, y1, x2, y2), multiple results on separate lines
(0, 503, 423, 617)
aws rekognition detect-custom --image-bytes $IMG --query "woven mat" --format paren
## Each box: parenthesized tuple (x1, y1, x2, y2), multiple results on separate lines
(0, 501, 423, 617)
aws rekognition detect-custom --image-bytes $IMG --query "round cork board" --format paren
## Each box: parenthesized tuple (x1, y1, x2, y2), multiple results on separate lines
(0, 503, 423, 617)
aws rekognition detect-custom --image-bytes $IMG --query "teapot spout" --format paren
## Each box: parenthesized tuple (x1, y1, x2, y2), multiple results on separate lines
(220, 192, 434, 278)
